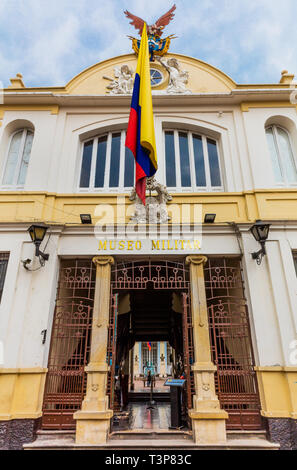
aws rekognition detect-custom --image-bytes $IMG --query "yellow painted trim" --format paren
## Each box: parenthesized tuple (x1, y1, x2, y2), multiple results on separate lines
(0, 369, 47, 422)
(0, 105, 59, 120)
(0, 368, 48, 374)
(261, 411, 295, 418)
(255, 366, 297, 372)
(241, 102, 297, 112)
(188, 410, 228, 420)
(1, 188, 297, 225)
(256, 369, 297, 419)
(0, 413, 43, 421)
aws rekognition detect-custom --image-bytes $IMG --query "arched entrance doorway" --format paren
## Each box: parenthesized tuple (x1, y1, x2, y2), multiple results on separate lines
(106, 259, 194, 430)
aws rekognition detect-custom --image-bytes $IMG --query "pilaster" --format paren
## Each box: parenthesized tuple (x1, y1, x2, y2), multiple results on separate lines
(74, 256, 114, 445)
(186, 255, 228, 444)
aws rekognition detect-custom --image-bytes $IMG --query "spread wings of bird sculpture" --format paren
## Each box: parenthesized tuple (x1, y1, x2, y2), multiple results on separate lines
(124, 5, 177, 60)
(124, 4, 176, 37)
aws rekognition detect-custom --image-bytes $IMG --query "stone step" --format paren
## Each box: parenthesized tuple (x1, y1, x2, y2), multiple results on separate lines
(26, 428, 279, 451)
(36, 430, 75, 441)
(35, 429, 268, 442)
(24, 437, 280, 451)
(109, 429, 193, 441)
(227, 430, 268, 440)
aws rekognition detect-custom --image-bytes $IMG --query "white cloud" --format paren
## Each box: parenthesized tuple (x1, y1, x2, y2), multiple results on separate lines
(0, 0, 296, 86)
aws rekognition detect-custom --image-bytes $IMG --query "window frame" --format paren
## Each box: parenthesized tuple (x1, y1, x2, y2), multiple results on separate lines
(78, 130, 135, 193)
(0, 252, 10, 303)
(1, 128, 34, 190)
(163, 128, 224, 192)
(293, 252, 297, 277)
(265, 124, 297, 187)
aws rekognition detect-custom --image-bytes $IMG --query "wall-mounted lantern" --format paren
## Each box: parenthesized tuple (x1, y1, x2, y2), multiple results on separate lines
(22, 224, 50, 269)
(250, 220, 271, 265)
(28, 224, 50, 262)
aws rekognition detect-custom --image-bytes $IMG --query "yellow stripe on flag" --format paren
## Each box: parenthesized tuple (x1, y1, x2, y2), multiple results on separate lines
(136, 23, 158, 171)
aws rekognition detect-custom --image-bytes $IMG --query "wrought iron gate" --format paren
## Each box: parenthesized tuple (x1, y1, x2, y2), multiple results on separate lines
(205, 258, 262, 430)
(42, 259, 95, 429)
(106, 293, 118, 409)
(182, 291, 195, 411)
(108, 260, 194, 412)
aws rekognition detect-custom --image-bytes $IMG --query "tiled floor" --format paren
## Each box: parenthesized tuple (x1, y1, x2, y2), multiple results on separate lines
(131, 403, 171, 430)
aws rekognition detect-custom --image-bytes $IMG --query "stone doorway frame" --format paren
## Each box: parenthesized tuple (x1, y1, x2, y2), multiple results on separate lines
(74, 255, 228, 445)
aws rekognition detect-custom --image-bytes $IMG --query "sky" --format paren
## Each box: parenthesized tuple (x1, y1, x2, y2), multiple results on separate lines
(0, 0, 297, 87)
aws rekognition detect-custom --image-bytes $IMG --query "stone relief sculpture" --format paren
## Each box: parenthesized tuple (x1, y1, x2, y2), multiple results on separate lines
(129, 176, 172, 223)
(157, 56, 191, 94)
(103, 65, 134, 94)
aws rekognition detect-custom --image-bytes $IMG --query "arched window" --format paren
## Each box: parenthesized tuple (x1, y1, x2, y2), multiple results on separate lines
(2, 129, 34, 188)
(164, 129, 223, 191)
(266, 125, 297, 185)
(79, 130, 134, 191)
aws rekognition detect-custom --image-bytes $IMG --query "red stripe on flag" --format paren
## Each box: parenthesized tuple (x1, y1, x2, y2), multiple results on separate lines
(136, 162, 146, 205)
(125, 107, 138, 157)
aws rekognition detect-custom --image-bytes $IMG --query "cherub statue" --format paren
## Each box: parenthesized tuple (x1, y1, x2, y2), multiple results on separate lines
(104, 65, 134, 95)
(157, 56, 191, 94)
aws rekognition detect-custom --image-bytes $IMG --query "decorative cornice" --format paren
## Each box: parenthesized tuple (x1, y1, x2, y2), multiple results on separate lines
(0, 105, 59, 120)
(241, 101, 297, 112)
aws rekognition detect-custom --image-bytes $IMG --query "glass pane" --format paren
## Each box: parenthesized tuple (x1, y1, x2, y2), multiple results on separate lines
(266, 127, 283, 182)
(277, 127, 297, 183)
(95, 136, 107, 188)
(165, 131, 176, 187)
(207, 139, 221, 187)
(124, 146, 135, 187)
(193, 134, 206, 186)
(18, 131, 33, 185)
(79, 141, 93, 188)
(150, 69, 163, 86)
(109, 133, 121, 188)
(0, 255, 9, 302)
(179, 132, 191, 187)
(3, 131, 22, 185)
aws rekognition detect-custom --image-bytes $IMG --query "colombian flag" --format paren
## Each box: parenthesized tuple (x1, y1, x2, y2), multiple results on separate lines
(125, 23, 158, 205)
(147, 342, 152, 351)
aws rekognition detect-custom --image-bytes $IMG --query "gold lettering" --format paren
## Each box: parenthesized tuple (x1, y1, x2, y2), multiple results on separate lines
(109, 241, 116, 250)
(152, 240, 160, 250)
(98, 241, 107, 251)
(119, 240, 125, 250)
(186, 240, 193, 250)
(180, 240, 185, 250)
(193, 240, 201, 250)
(162, 240, 165, 250)
(127, 241, 134, 250)
(135, 241, 142, 250)
(167, 240, 173, 250)
(175, 240, 179, 250)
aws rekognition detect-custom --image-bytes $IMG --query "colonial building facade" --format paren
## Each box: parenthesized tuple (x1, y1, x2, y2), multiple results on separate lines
(0, 49, 297, 450)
